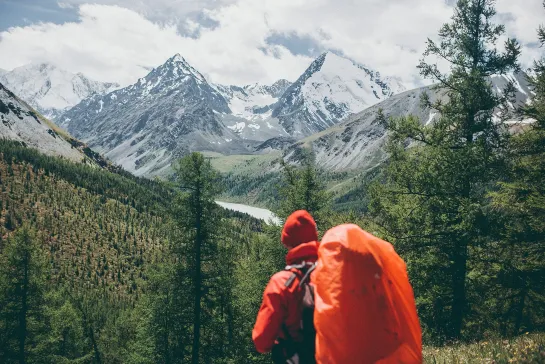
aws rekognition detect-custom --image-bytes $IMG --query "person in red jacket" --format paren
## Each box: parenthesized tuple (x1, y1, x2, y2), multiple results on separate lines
(252, 210, 318, 363)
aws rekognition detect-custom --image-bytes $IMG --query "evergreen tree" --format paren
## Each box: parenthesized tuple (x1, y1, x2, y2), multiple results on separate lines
(45, 290, 91, 363)
(370, 0, 520, 342)
(489, 2, 545, 335)
(277, 149, 331, 224)
(173, 153, 224, 363)
(0, 226, 48, 364)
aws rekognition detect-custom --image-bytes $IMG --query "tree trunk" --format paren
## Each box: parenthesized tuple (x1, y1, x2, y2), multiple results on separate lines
(450, 240, 468, 340)
(514, 280, 528, 335)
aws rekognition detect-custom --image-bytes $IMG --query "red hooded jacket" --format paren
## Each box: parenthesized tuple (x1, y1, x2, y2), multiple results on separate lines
(252, 211, 318, 354)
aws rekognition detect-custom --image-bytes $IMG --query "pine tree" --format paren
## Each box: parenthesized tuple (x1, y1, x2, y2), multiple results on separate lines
(370, 0, 520, 341)
(0, 226, 48, 364)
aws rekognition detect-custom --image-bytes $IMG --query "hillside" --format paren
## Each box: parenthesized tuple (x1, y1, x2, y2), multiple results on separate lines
(0, 140, 172, 300)
(0, 81, 118, 172)
(0, 139, 263, 297)
(285, 71, 532, 173)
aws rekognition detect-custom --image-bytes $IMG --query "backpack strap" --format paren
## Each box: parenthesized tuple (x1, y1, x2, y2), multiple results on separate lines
(298, 262, 317, 288)
(284, 261, 316, 288)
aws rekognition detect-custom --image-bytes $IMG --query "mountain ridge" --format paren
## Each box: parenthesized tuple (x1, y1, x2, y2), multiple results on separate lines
(57, 52, 406, 176)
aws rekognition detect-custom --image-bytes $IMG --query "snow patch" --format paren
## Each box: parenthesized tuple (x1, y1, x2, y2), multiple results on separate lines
(227, 121, 246, 132)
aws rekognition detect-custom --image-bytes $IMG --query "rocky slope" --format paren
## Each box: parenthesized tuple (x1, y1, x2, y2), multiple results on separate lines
(285, 72, 532, 172)
(0, 63, 118, 120)
(0, 81, 106, 165)
(60, 54, 250, 176)
(271, 52, 406, 138)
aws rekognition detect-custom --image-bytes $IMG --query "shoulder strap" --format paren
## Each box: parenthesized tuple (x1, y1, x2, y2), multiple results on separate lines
(298, 262, 317, 288)
(284, 261, 317, 288)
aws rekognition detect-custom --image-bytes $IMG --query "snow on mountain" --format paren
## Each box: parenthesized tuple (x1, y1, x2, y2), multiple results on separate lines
(0, 68, 6, 77)
(0, 63, 118, 119)
(285, 72, 531, 173)
(272, 52, 406, 137)
(60, 54, 250, 177)
(213, 80, 292, 141)
(0, 81, 89, 162)
(216, 80, 291, 120)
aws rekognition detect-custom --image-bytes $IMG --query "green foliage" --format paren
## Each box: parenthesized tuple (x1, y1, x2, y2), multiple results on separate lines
(487, 4, 545, 337)
(277, 150, 331, 225)
(370, 0, 522, 343)
(0, 226, 48, 363)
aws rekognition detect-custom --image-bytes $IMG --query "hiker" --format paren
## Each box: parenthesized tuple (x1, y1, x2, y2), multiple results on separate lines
(253, 213, 422, 364)
(252, 210, 318, 364)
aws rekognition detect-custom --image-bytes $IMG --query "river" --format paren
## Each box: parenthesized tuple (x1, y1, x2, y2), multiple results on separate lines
(216, 201, 280, 225)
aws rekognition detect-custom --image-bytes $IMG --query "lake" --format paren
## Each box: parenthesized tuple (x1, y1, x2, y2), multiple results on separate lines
(216, 201, 281, 225)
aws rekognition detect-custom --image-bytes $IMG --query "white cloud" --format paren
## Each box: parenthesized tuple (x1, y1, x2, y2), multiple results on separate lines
(0, 0, 543, 88)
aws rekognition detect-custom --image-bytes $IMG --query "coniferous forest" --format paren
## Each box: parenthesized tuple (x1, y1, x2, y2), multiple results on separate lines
(1, 0, 545, 362)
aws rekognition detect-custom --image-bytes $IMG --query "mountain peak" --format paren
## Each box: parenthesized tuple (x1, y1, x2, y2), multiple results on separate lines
(272, 51, 405, 136)
(159, 54, 206, 84)
(168, 53, 185, 63)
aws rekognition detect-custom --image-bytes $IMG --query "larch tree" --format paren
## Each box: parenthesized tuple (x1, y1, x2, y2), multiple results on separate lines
(490, 1, 545, 335)
(277, 149, 331, 225)
(0, 226, 48, 364)
(369, 0, 520, 341)
(173, 152, 223, 364)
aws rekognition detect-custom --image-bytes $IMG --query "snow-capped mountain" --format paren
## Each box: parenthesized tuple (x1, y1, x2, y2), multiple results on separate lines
(271, 51, 406, 137)
(214, 80, 293, 141)
(285, 72, 532, 173)
(0, 81, 94, 163)
(60, 54, 250, 176)
(57, 52, 407, 176)
(0, 63, 118, 119)
(216, 80, 291, 120)
(0, 68, 6, 77)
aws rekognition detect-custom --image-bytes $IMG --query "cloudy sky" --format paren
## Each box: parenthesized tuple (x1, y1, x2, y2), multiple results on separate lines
(0, 0, 543, 88)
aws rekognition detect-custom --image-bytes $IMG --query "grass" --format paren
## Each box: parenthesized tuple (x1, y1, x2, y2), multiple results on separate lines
(423, 333, 545, 363)
(202, 151, 281, 174)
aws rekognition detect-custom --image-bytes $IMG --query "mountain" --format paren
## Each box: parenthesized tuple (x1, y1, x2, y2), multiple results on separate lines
(285, 72, 532, 172)
(215, 80, 292, 141)
(60, 54, 250, 176)
(271, 52, 406, 138)
(58, 52, 406, 176)
(216, 80, 291, 121)
(0, 68, 6, 76)
(0, 63, 118, 119)
(0, 81, 110, 165)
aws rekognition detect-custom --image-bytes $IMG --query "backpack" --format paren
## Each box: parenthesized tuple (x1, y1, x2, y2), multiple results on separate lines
(313, 224, 422, 363)
(272, 261, 317, 364)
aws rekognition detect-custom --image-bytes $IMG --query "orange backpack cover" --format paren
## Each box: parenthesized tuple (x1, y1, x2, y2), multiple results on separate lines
(313, 224, 422, 364)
